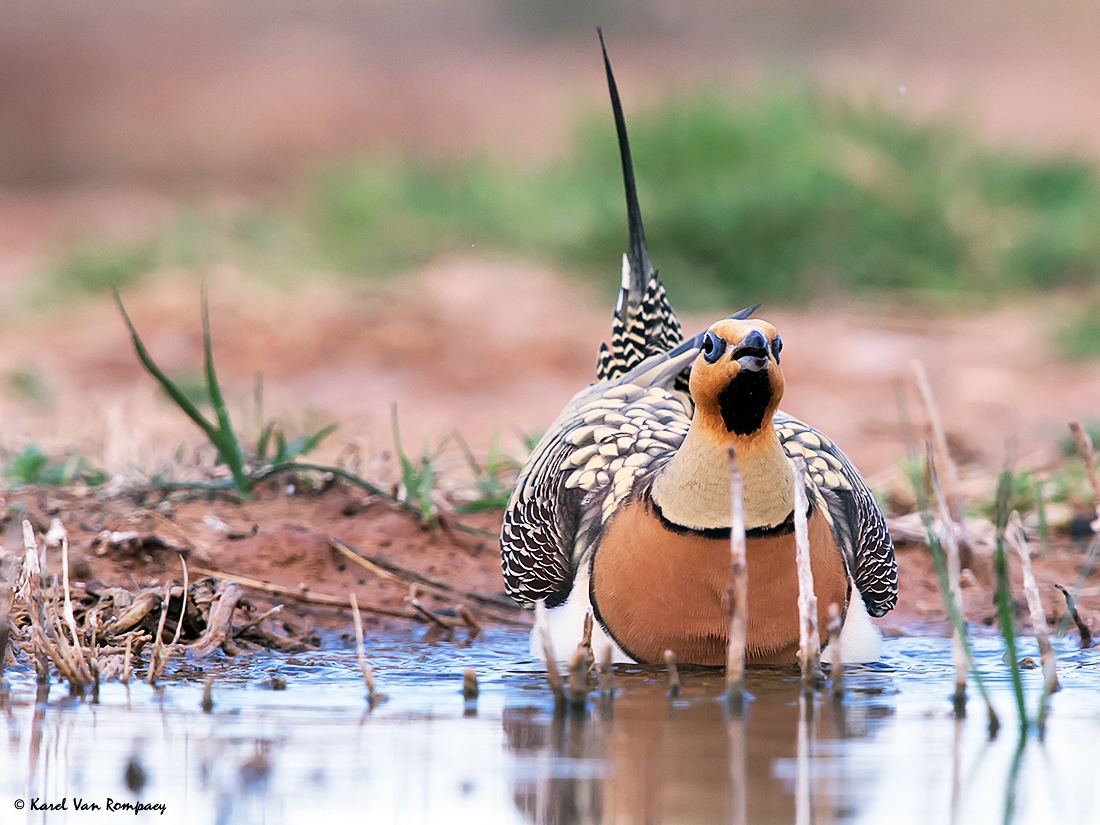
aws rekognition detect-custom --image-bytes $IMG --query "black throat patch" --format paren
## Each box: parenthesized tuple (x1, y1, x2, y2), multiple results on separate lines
(717, 368, 773, 435)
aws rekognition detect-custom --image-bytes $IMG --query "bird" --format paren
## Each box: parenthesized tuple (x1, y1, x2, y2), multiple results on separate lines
(500, 32, 897, 666)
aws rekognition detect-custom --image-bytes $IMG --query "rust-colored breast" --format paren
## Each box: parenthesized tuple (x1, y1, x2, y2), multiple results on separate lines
(590, 498, 847, 665)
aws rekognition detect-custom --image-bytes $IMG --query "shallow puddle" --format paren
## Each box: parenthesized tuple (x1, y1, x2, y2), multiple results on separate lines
(2, 634, 1099, 824)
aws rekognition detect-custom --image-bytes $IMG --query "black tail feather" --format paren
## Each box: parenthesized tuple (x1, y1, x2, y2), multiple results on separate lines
(598, 27, 652, 309)
(596, 29, 684, 382)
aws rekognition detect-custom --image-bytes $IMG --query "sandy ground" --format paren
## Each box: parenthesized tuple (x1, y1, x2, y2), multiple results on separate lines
(0, 258, 1097, 483)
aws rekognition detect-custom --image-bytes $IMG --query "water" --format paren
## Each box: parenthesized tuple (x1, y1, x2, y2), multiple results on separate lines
(2, 634, 1099, 824)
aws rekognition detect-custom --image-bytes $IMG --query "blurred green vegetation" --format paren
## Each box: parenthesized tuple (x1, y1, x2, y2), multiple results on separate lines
(6, 366, 53, 408)
(305, 90, 1100, 312)
(53, 88, 1100, 349)
(54, 242, 158, 295)
(5, 445, 107, 487)
(1056, 294, 1100, 360)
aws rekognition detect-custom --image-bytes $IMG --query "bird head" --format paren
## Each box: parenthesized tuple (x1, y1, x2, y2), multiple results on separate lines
(688, 319, 785, 441)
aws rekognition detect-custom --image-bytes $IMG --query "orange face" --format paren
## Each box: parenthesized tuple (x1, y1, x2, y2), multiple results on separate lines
(688, 319, 785, 440)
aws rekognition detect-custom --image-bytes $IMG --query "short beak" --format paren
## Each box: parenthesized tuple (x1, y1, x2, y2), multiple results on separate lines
(731, 329, 769, 373)
(735, 352, 769, 372)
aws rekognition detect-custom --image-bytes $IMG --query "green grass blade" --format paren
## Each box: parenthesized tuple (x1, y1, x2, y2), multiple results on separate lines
(199, 285, 250, 496)
(253, 371, 264, 442)
(273, 430, 289, 464)
(416, 468, 433, 522)
(390, 405, 417, 490)
(895, 380, 1000, 732)
(1035, 475, 1049, 556)
(452, 430, 483, 475)
(114, 288, 220, 444)
(992, 468, 1029, 733)
(256, 421, 275, 463)
(1002, 737, 1028, 825)
(456, 494, 511, 513)
(287, 423, 339, 460)
(908, 466, 999, 706)
(7, 445, 48, 484)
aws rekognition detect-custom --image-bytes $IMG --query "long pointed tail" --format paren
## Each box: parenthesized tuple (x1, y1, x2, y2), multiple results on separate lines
(595, 29, 684, 381)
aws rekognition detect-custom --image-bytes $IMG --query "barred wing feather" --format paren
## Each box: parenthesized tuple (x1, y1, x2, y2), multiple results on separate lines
(501, 351, 695, 607)
(775, 412, 898, 617)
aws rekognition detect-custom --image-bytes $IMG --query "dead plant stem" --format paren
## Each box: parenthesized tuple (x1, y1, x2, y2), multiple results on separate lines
(1007, 512, 1059, 701)
(792, 458, 820, 694)
(928, 443, 968, 711)
(912, 360, 964, 524)
(726, 446, 748, 712)
(349, 593, 377, 704)
(187, 566, 441, 623)
(534, 600, 565, 707)
(664, 650, 682, 698)
(1069, 421, 1100, 530)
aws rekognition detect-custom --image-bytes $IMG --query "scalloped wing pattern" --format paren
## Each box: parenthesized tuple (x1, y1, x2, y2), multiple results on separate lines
(501, 381, 690, 606)
(502, 393, 897, 617)
(775, 412, 898, 617)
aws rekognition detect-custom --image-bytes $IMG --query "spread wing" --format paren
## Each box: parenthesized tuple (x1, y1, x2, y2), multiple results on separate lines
(775, 412, 898, 617)
(501, 350, 695, 607)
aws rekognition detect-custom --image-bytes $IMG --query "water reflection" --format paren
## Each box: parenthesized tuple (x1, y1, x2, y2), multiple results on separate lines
(503, 669, 898, 825)
(1, 637, 1099, 825)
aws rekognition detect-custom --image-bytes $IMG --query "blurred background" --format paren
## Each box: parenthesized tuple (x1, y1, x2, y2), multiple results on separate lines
(3, 0, 1100, 498)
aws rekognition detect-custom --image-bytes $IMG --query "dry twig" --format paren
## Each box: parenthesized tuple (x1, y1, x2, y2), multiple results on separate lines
(189, 581, 244, 658)
(928, 443, 968, 712)
(20, 521, 48, 684)
(349, 593, 378, 704)
(145, 585, 172, 685)
(462, 667, 479, 701)
(598, 643, 614, 703)
(122, 634, 133, 684)
(534, 600, 565, 707)
(235, 604, 284, 636)
(791, 458, 820, 693)
(58, 529, 92, 688)
(326, 536, 523, 623)
(1055, 584, 1092, 648)
(1069, 421, 1100, 531)
(664, 649, 682, 698)
(406, 598, 457, 634)
(1007, 512, 1058, 700)
(912, 360, 964, 524)
(566, 646, 590, 709)
(726, 446, 748, 711)
(170, 558, 189, 647)
(826, 603, 843, 702)
(202, 676, 214, 713)
(188, 566, 426, 621)
(457, 604, 481, 639)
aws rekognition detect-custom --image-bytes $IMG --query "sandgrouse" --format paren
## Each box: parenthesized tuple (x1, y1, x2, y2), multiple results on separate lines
(500, 33, 897, 666)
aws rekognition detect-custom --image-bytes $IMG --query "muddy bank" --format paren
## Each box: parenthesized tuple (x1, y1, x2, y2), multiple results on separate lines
(1, 480, 1097, 667)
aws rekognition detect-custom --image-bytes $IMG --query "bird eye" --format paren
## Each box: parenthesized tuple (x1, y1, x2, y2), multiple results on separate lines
(701, 331, 726, 364)
(772, 334, 783, 363)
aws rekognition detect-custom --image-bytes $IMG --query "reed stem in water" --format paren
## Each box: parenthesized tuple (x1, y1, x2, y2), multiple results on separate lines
(927, 442, 969, 714)
(791, 458, 820, 694)
(664, 649, 681, 698)
(535, 599, 565, 707)
(349, 593, 377, 705)
(726, 446, 748, 712)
